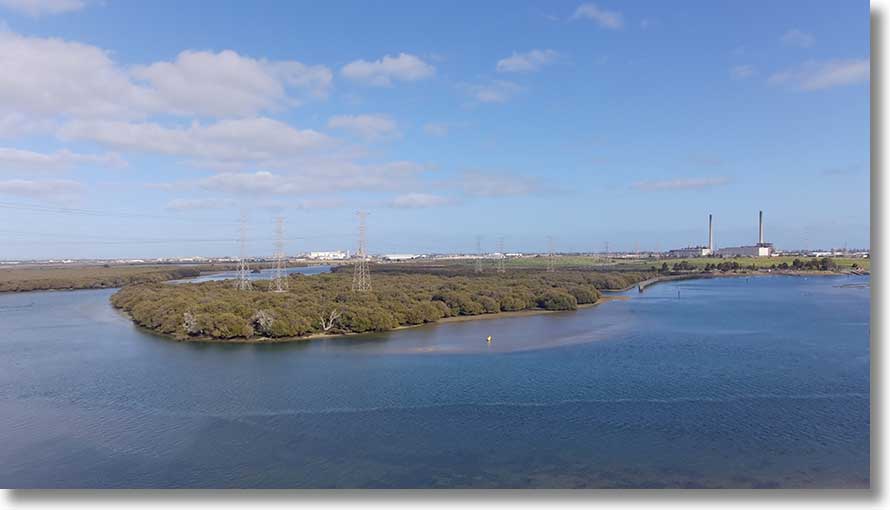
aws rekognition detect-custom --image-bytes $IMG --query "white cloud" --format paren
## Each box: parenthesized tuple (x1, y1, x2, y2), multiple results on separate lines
(768, 58, 869, 91)
(496, 49, 559, 73)
(782, 29, 816, 48)
(572, 3, 623, 29)
(632, 177, 730, 192)
(0, 0, 85, 16)
(327, 114, 399, 141)
(0, 178, 84, 200)
(459, 171, 540, 197)
(0, 30, 331, 120)
(459, 80, 523, 104)
(730, 65, 756, 80)
(390, 192, 453, 208)
(341, 53, 435, 86)
(0, 113, 55, 138)
(58, 117, 332, 166)
(0, 29, 158, 119)
(0, 147, 125, 171)
(132, 50, 332, 117)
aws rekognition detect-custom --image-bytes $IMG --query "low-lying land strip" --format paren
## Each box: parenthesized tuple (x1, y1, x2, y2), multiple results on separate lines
(110, 270, 654, 342)
(0, 264, 205, 293)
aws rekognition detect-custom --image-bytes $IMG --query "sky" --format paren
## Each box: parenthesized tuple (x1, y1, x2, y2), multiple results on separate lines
(0, 0, 871, 259)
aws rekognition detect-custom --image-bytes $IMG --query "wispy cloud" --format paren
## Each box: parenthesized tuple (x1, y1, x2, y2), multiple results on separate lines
(165, 198, 235, 211)
(571, 3, 623, 30)
(0, 178, 84, 201)
(781, 29, 816, 48)
(632, 177, 730, 192)
(496, 49, 559, 73)
(459, 80, 523, 104)
(327, 114, 399, 141)
(0, 147, 126, 171)
(730, 64, 756, 80)
(390, 192, 454, 208)
(340, 53, 435, 86)
(423, 122, 450, 137)
(768, 58, 869, 91)
(0, 0, 86, 17)
(821, 162, 865, 177)
(459, 171, 542, 197)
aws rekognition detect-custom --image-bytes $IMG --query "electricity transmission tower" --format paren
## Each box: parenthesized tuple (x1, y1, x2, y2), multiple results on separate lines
(271, 216, 288, 293)
(352, 210, 371, 292)
(496, 236, 506, 273)
(474, 235, 484, 273)
(547, 236, 556, 272)
(235, 210, 253, 291)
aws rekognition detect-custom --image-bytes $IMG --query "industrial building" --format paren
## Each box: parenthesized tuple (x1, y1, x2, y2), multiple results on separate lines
(717, 211, 774, 257)
(667, 214, 715, 258)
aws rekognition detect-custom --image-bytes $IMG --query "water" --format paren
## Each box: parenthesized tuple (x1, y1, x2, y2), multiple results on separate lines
(0, 274, 870, 488)
(169, 264, 331, 283)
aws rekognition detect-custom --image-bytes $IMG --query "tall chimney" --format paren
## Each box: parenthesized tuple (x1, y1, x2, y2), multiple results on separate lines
(708, 214, 713, 251)
(758, 210, 764, 245)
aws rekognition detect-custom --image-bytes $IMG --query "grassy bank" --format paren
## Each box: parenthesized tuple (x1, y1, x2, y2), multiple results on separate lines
(111, 269, 654, 342)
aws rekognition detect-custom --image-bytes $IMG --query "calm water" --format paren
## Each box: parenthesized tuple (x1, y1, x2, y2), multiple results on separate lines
(0, 274, 870, 488)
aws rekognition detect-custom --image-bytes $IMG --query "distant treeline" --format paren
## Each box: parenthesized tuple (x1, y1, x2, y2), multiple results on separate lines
(0, 266, 201, 293)
(110, 270, 654, 341)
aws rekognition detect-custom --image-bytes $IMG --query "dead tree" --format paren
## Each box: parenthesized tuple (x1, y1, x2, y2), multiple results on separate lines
(319, 309, 342, 332)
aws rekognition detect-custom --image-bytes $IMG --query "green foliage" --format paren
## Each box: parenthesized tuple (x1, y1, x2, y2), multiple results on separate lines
(111, 269, 653, 341)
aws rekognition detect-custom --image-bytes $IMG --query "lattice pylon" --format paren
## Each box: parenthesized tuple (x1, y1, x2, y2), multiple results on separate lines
(352, 210, 371, 292)
(235, 210, 253, 290)
(271, 216, 288, 293)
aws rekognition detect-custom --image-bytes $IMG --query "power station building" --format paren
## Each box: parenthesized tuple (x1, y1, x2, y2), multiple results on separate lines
(667, 214, 715, 258)
(717, 211, 774, 257)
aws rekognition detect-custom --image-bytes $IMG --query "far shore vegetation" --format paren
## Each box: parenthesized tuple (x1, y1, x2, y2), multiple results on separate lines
(0, 265, 204, 293)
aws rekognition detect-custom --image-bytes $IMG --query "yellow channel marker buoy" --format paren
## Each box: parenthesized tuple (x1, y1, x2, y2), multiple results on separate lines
(486, 335, 492, 344)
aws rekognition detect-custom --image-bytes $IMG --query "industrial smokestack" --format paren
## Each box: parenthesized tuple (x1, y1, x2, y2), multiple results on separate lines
(758, 210, 764, 245)
(708, 214, 713, 251)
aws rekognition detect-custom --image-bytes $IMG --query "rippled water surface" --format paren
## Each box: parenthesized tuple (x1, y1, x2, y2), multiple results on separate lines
(0, 274, 870, 488)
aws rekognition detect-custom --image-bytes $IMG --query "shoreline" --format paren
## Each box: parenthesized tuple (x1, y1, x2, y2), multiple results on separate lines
(113, 270, 866, 345)
(604, 270, 862, 294)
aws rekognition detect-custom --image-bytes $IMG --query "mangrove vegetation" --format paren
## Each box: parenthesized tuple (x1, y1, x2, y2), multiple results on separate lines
(110, 269, 655, 342)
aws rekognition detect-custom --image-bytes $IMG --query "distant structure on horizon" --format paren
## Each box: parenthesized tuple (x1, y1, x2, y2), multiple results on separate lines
(717, 210, 774, 257)
(306, 251, 349, 260)
(667, 214, 714, 258)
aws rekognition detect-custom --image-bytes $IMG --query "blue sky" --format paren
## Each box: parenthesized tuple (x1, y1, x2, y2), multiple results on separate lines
(0, 0, 870, 259)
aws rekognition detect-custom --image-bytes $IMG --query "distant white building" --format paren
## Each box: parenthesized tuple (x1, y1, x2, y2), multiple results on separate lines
(381, 254, 421, 261)
(307, 251, 349, 260)
(717, 245, 773, 258)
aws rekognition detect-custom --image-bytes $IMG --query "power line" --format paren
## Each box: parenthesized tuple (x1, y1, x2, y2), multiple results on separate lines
(0, 200, 239, 225)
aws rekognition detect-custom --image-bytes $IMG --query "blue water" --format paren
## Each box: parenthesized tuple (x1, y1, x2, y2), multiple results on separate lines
(169, 264, 331, 283)
(0, 274, 870, 488)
